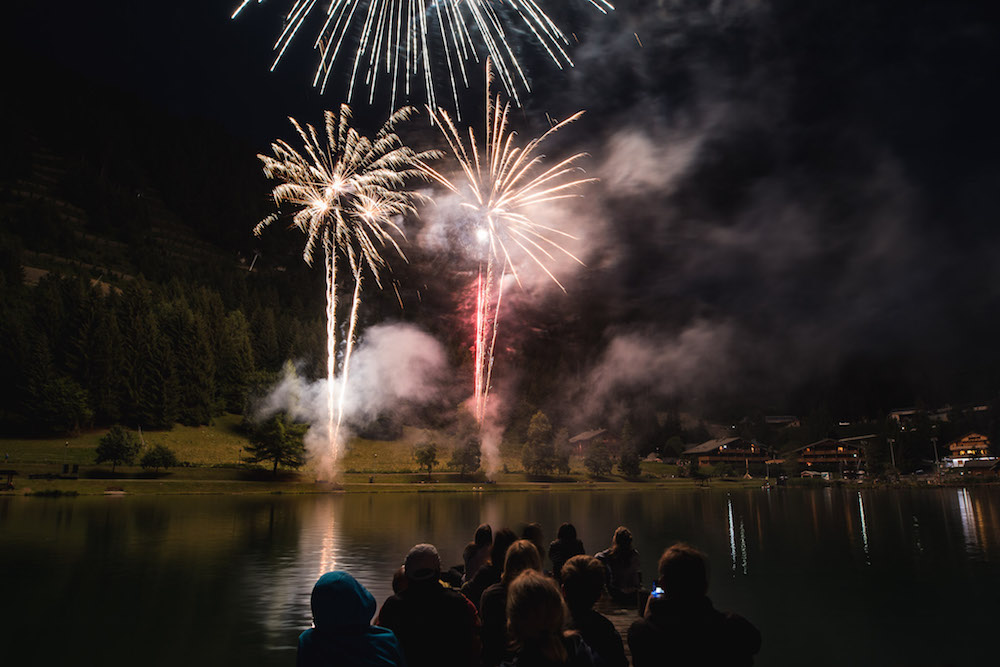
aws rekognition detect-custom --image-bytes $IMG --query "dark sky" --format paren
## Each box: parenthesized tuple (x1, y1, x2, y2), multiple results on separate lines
(6, 0, 1000, 419)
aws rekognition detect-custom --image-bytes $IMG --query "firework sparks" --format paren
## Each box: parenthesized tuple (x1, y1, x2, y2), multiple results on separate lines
(418, 62, 593, 427)
(255, 105, 436, 475)
(231, 1, 614, 117)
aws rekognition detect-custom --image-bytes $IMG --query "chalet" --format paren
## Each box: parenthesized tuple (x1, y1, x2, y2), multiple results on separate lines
(791, 438, 864, 472)
(944, 433, 996, 468)
(568, 429, 607, 455)
(682, 438, 768, 467)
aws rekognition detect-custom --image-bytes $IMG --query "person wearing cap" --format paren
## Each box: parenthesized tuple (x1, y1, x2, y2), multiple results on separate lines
(378, 543, 482, 667)
(297, 570, 405, 667)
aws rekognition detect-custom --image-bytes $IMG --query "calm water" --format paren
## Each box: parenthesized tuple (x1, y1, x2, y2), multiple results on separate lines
(2, 487, 998, 666)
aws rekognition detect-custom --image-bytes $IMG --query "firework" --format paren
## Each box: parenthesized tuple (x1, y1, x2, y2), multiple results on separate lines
(418, 62, 593, 425)
(231, 1, 615, 117)
(255, 105, 436, 472)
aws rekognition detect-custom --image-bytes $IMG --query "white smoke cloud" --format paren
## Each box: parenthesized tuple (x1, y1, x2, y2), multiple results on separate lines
(338, 322, 448, 421)
(254, 322, 448, 476)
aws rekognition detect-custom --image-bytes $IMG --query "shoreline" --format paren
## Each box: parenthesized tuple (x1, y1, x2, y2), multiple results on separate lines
(3, 474, 996, 497)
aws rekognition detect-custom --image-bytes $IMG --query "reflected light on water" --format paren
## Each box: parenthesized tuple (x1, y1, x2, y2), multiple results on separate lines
(726, 494, 749, 576)
(740, 518, 748, 575)
(314, 500, 339, 579)
(957, 488, 982, 555)
(858, 492, 871, 565)
(727, 495, 737, 574)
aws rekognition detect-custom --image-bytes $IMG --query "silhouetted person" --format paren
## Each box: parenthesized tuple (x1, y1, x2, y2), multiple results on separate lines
(522, 523, 547, 567)
(464, 523, 493, 583)
(463, 527, 518, 611)
(549, 523, 586, 582)
(628, 543, 761, 667)
(561, 555, 627, 667)
(298, 571, 405, 667)
(501, 570, 598, 667)
(481, 539, 542, 667)
(595, 526, 642, 605)
(378, 543, 482, 667)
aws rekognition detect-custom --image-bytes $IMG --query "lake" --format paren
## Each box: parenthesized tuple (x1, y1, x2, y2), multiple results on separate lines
(2, 486, 998, 666)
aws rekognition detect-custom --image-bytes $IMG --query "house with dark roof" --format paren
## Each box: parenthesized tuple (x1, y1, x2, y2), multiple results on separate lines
(791, 438, 864, 473)
(682, 437, 768, 467)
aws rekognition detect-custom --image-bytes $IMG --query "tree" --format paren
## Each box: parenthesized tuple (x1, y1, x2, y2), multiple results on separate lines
(449, 436, 481, 477)
(618, 447, 642, 477)
(96, 425, 141, 473)
(584, 441, 614, 477)
(218, 310, 256, 413)
(246, 412, 307, 477)
(414, 443, 438, 479)
(522, 411, 559, 476)
(140, 443, 179, 472)
(664, 435, 685, 458)
(617, 419, 642, 477)
(554, 427, 571, 475)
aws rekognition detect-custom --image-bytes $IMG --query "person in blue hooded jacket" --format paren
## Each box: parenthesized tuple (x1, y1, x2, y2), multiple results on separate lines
(298, 570, 407, 667)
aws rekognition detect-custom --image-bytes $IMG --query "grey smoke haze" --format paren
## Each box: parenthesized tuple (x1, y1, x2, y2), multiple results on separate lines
(502, 0, 1000, 420)
(255, 323, 448, 463)
(256, 0, 1000, 427)
(580, 321, 736, 424)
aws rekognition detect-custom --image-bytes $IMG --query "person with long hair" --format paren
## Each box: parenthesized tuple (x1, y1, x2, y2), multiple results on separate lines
(463, 527, 518, 612)
(480, 540, 542, 666)
(463, 523, 493, 583)
(502, 570, 598, 667)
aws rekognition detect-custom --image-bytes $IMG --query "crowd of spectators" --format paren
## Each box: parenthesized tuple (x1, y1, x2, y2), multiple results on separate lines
(297, 522, 760, 667)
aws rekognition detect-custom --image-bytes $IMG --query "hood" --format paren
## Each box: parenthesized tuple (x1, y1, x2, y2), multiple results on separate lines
(310, 571, 376, 631)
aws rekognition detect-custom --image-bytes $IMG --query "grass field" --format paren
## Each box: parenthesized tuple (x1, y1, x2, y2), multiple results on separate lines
(0, 415, 759, 496)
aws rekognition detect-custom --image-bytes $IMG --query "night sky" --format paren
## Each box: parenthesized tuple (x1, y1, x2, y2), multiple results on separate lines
(6, 0, 1000, 421)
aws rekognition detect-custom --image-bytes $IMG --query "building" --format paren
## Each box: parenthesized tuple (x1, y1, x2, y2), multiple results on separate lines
(568, 429, 607, 455)
(944, 433, 996, 468)
(682, 438, 768, 467)
(791, 438, 864, 473)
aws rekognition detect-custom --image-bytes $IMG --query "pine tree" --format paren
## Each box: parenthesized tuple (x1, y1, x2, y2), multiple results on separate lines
(160, 300, 215, 425)
(218, 310, 256, 413)
(246, 413, 307, 477)
(522, 411, 557, 475)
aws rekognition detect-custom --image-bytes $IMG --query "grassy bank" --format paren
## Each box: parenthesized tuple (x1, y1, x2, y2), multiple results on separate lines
(3, 417, 992, 496)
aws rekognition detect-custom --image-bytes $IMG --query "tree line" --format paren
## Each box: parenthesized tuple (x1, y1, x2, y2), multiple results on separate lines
(0, 269, 325, 436)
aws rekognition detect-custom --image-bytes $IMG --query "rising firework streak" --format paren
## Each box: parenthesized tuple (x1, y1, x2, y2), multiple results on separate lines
(231, 1, 614, 117)
(418, 62, 594, 423)
(254, 105, 437, 473)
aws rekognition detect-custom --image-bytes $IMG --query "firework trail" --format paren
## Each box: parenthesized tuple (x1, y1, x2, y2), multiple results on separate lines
(418, 62, 593, 427)
(255, 105, 436, 475)
(231, 1, 614, 117)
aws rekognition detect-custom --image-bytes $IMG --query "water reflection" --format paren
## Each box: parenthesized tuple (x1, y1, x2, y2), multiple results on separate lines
(858, 491, 871, 564)
(725, 494, 750, 576)
(3, 488, 1000, 667)
(912, 515, 923, 556)
(957, 488, 982, 556)
(727, 494, 737, 573)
